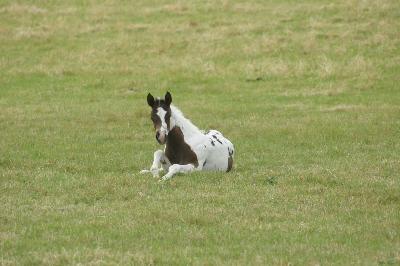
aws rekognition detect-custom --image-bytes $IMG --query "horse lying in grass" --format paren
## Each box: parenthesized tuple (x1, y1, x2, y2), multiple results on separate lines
(140, 92, 235, 181)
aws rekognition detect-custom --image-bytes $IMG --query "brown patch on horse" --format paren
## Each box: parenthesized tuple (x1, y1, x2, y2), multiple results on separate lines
(165, 126, 199, 167)
(165, 109, 171, 130)
(212, 135, 223, 144)
(227, 155, 233, 172)
(150, 111, 162, 130)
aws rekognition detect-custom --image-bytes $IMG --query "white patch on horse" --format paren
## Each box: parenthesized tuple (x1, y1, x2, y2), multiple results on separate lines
(169, 105, 200, 139)
(156, 107, 168, 134)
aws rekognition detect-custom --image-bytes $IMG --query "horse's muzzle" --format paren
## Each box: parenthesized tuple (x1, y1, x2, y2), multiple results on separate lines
(156, 131, 166, 145)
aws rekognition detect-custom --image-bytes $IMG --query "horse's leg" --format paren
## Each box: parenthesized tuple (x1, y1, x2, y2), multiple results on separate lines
(140, 150, 167, 177)
(160, 163, 196, 181)
(160, 156, 171, 172)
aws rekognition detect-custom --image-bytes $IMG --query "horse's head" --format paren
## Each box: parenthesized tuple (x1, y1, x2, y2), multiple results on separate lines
(146, 92, 172, 145)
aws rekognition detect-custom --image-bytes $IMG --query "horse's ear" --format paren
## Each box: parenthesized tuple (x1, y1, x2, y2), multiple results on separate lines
(147, 93, 155, 107)
(165, 91, 172, 106)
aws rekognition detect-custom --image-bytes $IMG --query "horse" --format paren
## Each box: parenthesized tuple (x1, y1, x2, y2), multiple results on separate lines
(140, 92, 235, 181)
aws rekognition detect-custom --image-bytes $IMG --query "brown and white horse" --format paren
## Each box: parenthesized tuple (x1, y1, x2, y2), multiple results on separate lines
(140, 92, 234, 181)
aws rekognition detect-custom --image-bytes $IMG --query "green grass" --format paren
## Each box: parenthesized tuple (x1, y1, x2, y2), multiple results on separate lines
(1, 0, 399, 264)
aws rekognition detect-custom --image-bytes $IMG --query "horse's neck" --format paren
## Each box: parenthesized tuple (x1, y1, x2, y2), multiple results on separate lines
(170, 105, 201, 139)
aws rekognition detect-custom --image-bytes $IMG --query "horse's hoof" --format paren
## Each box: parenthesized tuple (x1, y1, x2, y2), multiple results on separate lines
(160, 175, 170, 181)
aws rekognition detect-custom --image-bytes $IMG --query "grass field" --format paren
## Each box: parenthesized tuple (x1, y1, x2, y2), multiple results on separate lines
(1, 0, 399, 265)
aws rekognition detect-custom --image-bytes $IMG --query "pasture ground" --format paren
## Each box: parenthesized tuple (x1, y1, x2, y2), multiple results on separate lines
(0, 0, 399, 265)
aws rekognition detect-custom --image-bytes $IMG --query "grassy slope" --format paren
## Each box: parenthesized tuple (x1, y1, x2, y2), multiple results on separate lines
(0, 0, 399, 264)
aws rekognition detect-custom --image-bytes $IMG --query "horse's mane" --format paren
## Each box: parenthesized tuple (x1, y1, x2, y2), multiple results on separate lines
(170, 105, 202, 138)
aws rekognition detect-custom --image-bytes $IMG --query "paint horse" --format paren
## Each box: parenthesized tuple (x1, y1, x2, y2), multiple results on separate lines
(140, 92, 234, 181)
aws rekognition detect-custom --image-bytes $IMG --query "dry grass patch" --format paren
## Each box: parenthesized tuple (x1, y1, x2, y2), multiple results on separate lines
(0, 3, 47, 14)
